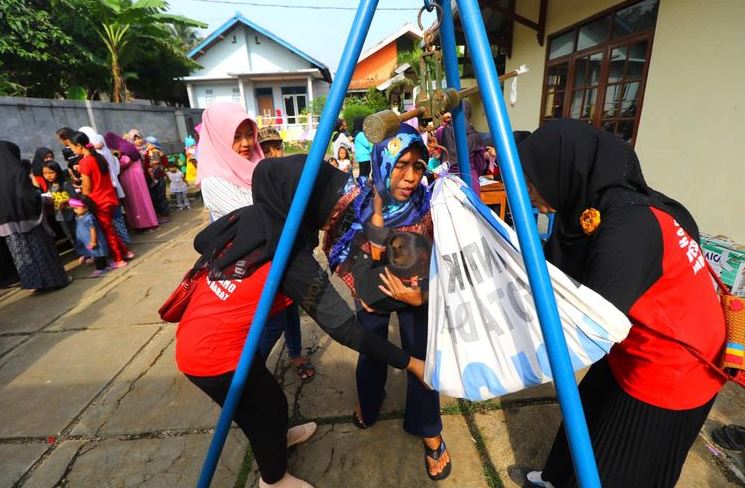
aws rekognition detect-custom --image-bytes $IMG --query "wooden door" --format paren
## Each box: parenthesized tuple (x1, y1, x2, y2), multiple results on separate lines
(256, 94, 274, 121)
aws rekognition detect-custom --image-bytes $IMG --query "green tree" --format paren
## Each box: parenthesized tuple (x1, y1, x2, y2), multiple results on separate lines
(396, 47, 438, 87)
(92, 0, 205, 102)
(341, 89, 389, 129)
(127, 35, 198, 105)
(171, 24, 203, 52)
(0, 0, 94, 97)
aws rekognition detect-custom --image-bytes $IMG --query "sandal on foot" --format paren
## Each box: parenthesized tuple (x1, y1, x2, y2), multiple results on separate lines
(713, 424, 745, 450)
(351, 407, 368, 429)
(423, 439, 452, 481)
(287, 421, 317, 448)
(294, 360, 316, 383)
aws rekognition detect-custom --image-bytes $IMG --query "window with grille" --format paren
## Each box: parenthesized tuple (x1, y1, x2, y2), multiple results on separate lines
(540, 0, 659, 144)
(281, 86, 307, 125)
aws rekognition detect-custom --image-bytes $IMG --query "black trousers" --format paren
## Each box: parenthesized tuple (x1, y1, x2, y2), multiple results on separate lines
(543, 358, 716, 488)
(355, 306, 442, 438)
(186, 355, 288, 484)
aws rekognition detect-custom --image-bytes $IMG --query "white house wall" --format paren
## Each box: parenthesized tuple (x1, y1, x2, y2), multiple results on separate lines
(312, 79, 329, 103)
(191, 26, 251, 78)
(247, 28, 313, 73)
(192, 81, 240, 108)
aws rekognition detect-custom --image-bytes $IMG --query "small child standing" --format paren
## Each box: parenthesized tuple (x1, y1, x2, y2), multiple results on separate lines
(69, 197, 110, 278)
(166, 162, 190, 210)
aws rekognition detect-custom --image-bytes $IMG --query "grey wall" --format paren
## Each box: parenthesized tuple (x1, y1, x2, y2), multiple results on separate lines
(0, 97, 203, 159)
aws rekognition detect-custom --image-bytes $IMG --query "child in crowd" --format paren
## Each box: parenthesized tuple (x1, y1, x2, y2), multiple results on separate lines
(335, 146, 357, 193)
(166, 162, 190, 210)
(336, 146, 352, 174)
(257, 126, 284, 158)
(42, 161, 80, 254)
(69, 197, 110, 278)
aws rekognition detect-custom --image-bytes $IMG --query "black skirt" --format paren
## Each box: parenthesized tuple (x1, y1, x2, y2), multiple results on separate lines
(5, 225, 69, 290)
(542, 358, 716, 488)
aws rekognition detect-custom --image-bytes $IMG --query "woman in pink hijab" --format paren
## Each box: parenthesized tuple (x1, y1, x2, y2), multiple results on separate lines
(196, 103, 264, 220)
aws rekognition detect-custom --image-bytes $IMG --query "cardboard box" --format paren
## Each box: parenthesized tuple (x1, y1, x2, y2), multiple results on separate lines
(701, 234, 745, 297)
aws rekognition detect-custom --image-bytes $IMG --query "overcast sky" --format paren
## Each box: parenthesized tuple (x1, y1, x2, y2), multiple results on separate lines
(167, 0, 430, 71)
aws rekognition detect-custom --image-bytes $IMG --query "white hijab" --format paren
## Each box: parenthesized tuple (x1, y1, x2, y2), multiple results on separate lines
(79, 126, 125, 198)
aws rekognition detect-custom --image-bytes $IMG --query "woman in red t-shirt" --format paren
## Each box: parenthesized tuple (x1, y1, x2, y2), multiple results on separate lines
(70, 132, 132, 267)
(177, 154, 425, 488)
(518, 120, 726, 488)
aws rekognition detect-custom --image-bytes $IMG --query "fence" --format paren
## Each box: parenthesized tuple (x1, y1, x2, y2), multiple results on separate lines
(0, 96, 203, 158)
(255, 113, 319, 142)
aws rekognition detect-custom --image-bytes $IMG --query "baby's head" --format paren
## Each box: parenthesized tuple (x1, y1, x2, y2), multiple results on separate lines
(386, 232, 431, 280)
(69, 196, 94, 216)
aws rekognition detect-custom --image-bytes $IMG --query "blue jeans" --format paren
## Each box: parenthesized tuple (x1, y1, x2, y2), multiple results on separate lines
(355, 305, 442, 438)
(258, 304, 302, 359)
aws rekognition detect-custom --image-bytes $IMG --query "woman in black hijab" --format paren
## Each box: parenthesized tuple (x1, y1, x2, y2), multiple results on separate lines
(519, 120, 726, 488)
(176, 154, 425, 488)
(0, 141, 70, 291)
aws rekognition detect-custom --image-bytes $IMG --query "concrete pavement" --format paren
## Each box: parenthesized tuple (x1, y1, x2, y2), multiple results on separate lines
(1, 205, 742, 487)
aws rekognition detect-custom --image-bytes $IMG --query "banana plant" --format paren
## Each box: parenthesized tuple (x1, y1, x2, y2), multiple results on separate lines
(95, 0, 205, 102)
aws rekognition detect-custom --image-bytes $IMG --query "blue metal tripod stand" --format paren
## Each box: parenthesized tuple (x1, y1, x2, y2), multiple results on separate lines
(197, 1, 601, 487)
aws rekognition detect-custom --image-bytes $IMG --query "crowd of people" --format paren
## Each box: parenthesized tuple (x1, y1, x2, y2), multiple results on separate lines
(0, 100, 728, 487)
(0, 125, 200, 289)
(169, 101, 727, 488)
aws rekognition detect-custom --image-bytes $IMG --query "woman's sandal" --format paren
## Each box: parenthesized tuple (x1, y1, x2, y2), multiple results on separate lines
(351, 407, 368, 429)
(423, 439, 452, 481)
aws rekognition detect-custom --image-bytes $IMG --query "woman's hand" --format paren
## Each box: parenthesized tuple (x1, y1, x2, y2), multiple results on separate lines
(406, 357, 427, 386)
(378, 267, 427, 306)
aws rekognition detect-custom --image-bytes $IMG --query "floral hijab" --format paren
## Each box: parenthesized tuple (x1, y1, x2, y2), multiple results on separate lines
(328, 123, 429, 269)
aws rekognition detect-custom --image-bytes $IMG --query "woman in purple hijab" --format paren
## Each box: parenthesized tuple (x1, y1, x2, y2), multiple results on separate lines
(104, 132, 158, 230)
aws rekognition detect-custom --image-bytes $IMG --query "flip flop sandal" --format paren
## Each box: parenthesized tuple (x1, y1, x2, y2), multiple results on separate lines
(351, 408, 368, 429)
(424, 439, 452, 481)
(713, 425, 745, 451)
(296, 361, 316, 383)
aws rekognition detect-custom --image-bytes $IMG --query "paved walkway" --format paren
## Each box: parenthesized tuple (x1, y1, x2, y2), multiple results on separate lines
(1, 206, 743, 488)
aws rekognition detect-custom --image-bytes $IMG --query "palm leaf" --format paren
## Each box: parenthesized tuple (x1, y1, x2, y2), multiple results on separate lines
(99, 0, 122, 13)
(153, 13, 207, 28)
